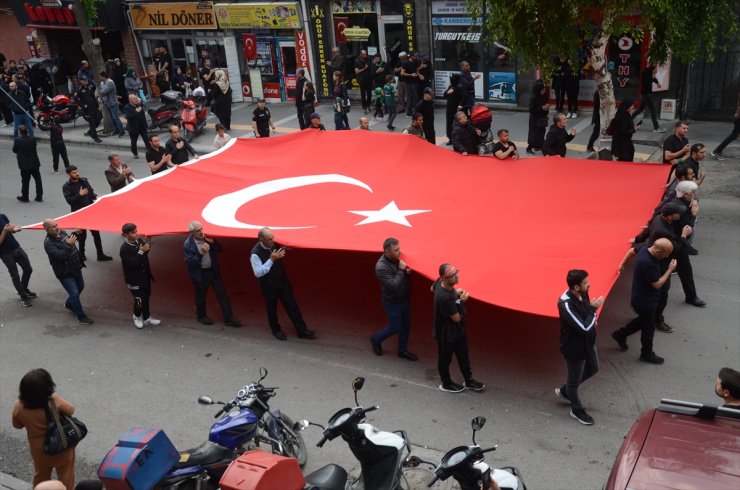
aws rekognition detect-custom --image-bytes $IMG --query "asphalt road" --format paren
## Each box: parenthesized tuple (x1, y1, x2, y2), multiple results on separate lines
(0, 111, 738, 489)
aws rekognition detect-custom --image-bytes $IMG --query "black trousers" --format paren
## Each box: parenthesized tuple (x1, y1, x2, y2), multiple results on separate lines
(437, 334, 472, 385)
(423, 123, 436, 144)
(260, 281, 309, 334)
(129, 129, 150, 157)
(193, 268, 234, 320)
(1, 247, 33, 299)
(566, 80, 579, 113)
(359, 81, 373, 111)
(77, 229, 104, 257)
(130, 284, 151, 319)
(562, 350, 599, 410)
(20, 168, 43, 200)
(0, 102, 12, 124)
(555, 85, 566, 112)
(296, 105, 307, 129)
(588, 121, 600, 149)
(51, 143, 70, 171)
(676, 248, 697, 302)
(83, 111, 100, 139)
(715, 117, 740, 154)
(632, 94, 660, 130)
(616, 307, 657, 356)
(655, 278, 670, 324)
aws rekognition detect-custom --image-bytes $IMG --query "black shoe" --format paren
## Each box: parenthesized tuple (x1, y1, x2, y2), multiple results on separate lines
(25, 290, 37, 299)
(639, 352, 665, 364)
(611, 331, 628, 351)
(78, 316, 94, 325)
(370, 337, 383, 356)
(133, 154, 139, 159)
(570, 408, 594, 425)
(464, 379, 484, 391)
(686, 246, 699, 256)
(17, 196, 29, 202)
(79, 253, 87, 262)
(586, 147, 595, 152)
(272, 330, 288, 341)
(94, 138, 102, 143)
(398, 351, 418, 361)
(20, 298, 32, 307)
(118, 132, 126, 138)
(224, 318, 242, 327)
(555, 387, 570, 402)
(34, 196, 43, 202)
(84, 130, 90, 136)
(685, 297, 707, 307)
(97, 254, 113, 261)
(445, 141, 453, 146)
(439, 382, 465, 393)
(197, 316, 214, 325)
(297, 329, 317, 339)
(526, 147, 535, 155)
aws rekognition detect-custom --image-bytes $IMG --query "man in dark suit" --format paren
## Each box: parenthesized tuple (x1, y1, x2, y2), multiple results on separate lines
(123, 93, 150, 159)
(12, 125, 42, 202)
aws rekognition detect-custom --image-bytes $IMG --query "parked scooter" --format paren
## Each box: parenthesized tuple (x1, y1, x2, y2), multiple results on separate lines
(147, 90, 182, 132)
(181, 95, 207, 142)
(36, 92, 81, 130)
(299, 377, 413, 490)
(424, 416, 526, 490)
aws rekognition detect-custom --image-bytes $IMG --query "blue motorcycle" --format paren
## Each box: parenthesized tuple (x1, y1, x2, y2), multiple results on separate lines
(159, 367, 307, 488)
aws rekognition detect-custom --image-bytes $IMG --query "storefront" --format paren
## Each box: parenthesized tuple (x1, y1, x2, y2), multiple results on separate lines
(214, 2, 305, 103)
(307, 0, 419, 97)
(431, 0, 517, 103)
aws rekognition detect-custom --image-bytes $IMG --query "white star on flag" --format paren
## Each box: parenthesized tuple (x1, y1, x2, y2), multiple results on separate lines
(349, 200, 431, 227)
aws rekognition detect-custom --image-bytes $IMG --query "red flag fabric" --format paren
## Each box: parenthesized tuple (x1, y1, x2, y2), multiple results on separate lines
(32, 131, 666, 317)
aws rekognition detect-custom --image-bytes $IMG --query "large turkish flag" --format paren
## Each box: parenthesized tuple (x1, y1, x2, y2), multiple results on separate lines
(32, 131, 666, 317)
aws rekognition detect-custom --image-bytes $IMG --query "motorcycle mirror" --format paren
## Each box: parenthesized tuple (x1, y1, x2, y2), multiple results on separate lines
(258, 367, 268, 384)
(198, 396, 214, 405)
(293, 419, 310, 431)
(352, 377, 365, 392)
(471, 416, 486, 431)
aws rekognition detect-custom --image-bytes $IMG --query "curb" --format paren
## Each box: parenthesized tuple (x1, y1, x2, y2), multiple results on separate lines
(0, 472, 31, 490)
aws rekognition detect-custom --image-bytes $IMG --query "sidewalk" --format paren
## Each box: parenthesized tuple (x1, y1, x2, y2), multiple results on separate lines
(0, 472, 31, 490)
(1, 100, 734, 163)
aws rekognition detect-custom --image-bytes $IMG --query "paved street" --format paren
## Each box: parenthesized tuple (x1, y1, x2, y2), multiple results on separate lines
(1, 102, 738, 489)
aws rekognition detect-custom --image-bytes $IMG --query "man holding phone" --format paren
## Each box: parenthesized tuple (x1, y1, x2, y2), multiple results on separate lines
(250, 227, 316, 341)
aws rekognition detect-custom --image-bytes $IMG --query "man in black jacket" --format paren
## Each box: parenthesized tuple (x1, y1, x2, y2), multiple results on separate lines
(415, 87, 436, 144)
(74, 78, 102, 142)
(123, 94, 150, 159)
(556, 270, 604, 425)
(543, 113, 576, 157)
(450, 111, 481, 155)
(370, 238, 416, 361)
(62, 166, 112, 261)
(184, 220, 241, 327)
(250, 227, 316, 341)
(295, 68, 307, 129)
(43, 219, 93, 324)
(12, 124, 42, 203)
(120, 223, 159, 329)
(165, 125, 198, 165)
(8, 80, 34, 138)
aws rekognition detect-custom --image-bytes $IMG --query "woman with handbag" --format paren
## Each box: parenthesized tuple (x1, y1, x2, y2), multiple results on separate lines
(12, 368, 77, 489)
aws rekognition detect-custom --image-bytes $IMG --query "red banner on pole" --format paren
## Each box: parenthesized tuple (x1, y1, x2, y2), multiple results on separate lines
(242, 33, 257, 60)
(295, 31, 310, 71)
(333, 17, 348, 44)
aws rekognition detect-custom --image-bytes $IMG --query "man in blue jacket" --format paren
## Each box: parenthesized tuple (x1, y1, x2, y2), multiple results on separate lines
(556, 269, 604, 425)
(184, 220, 241, 327)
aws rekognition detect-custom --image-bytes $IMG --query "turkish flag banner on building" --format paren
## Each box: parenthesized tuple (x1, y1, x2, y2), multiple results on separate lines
(242, 33, 257, 60)
(334, 17, 349, 44)
(32, 132, 666, 317)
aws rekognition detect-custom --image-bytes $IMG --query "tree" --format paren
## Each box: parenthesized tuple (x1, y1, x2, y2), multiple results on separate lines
(467, 0, 738, 131)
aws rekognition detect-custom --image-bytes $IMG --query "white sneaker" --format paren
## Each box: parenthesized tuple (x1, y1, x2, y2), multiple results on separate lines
(570, 112, 578, 119)
(133, 315, 144, 329)
(652, 127, 666, 133)
(144, 317, 161, 326)
(566, 112, 572, 118)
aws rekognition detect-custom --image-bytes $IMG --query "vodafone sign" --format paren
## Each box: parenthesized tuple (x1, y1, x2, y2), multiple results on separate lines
(295, 31, 310, 71)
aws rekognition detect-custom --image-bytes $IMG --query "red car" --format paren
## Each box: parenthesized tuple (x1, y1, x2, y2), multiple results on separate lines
(606, 399, 740, 490)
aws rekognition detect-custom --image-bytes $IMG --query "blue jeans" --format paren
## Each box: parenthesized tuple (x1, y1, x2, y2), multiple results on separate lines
(106, 104, 125, 134)
(59, 270, 86, 319)
(372, 301, 411, 353)
(13, 113, 34, 138)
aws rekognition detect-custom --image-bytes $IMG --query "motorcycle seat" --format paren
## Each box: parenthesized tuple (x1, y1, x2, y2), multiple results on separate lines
(176, 440, 233, 468)
(304, 464, 347, 490)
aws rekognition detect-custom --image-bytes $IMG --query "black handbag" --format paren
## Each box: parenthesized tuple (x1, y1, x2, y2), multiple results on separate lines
(43, 397, 87, 455)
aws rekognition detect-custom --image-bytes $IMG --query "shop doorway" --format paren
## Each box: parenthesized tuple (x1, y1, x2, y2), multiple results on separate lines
(380, 21, 405, 68)
(278, 40, 297, 101)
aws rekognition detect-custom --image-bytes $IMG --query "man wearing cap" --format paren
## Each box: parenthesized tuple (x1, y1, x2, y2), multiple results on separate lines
(120, 223, 160, 329)
(371, 238, 417, 361)
(415, 87, 436, 144)
(394, 52, 408, 113)
(308, 112, 326, 131)
(433, 263, 484, 393)
(252, 99, 275, 138)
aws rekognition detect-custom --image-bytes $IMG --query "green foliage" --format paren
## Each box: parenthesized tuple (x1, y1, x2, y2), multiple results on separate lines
(79, 0, 99, 23)
(468, 0, 738, 76)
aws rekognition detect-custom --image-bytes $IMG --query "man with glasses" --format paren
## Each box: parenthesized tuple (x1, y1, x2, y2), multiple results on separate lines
(164, 125, 198, 165)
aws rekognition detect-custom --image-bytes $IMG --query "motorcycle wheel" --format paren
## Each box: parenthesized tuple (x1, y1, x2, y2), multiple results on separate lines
(276, 414, 308, 467)
(36, 114, 51, 131)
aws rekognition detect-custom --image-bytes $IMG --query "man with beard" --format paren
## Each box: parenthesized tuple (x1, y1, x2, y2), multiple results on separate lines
(62, 166, 112, 262)
(543, 113, 577, 157)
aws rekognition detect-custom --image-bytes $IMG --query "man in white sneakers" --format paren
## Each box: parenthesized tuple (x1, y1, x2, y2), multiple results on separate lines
(119, 223, 160, 329)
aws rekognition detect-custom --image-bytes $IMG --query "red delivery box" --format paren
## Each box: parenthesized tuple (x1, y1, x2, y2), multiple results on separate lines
(98, 427, 179, 490)
(220, 451, 305, 490)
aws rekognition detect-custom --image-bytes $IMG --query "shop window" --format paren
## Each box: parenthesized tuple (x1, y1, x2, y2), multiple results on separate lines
(432, 26, 483, 72)
(379, 0, 403, 15)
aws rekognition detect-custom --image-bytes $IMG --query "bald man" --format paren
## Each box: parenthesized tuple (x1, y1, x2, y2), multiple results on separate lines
(611, 238, 676, 364)
(43, 219, 93, 324)
(123, 93, 150, 159)
(34, 481, 66, 490)
(357, 116, 370, 130)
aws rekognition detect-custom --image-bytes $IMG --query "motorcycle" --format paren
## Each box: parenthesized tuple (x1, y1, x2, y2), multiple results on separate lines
(181, 95, 207, 142)
(301, 377, 413, 490)
(36, 93, 81, 130)
(424, 416, 526, 490)
(148, 90, 182, 132)
(155, 368, 307, 488)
